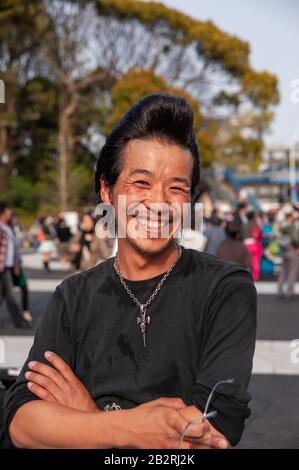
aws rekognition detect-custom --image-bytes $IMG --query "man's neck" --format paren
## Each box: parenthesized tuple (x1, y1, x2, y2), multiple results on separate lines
(116, 240, 179, 281)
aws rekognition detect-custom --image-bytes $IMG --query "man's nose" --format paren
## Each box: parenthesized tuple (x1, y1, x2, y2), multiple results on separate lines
(148, 184, 168, 205)
(145, 187, 172, 220)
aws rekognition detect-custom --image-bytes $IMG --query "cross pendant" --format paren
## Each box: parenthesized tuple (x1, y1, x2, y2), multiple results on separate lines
(137, 304, 151, 348)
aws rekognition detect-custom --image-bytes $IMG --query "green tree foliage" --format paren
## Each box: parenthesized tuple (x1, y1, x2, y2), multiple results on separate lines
(242, 70, 279, 109)
(0, 0, 49, 192)
(96, 0, 279, 169)
(222, 133, 264, 169)
(96, 0, 250, 76)
(106, 68, 200, 131)
(0, 0, 280, 219)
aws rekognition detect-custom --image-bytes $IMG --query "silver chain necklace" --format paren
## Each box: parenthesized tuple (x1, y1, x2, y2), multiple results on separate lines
(114, 245, 182, 348)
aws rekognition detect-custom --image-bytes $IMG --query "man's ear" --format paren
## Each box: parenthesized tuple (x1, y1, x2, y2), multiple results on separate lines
(100, 177, 113, 204)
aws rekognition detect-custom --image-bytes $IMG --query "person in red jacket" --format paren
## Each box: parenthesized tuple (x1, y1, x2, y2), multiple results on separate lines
(243, 211, 263, 282)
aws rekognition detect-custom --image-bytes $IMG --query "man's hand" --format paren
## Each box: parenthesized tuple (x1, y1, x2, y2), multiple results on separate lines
(132, 399, 230, 449)
(123, 398, 210, 449)
(178, 405, 230, 449)
(25, 351, 97, 412)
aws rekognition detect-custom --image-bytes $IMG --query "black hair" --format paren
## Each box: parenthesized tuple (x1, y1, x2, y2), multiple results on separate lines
(210, 214, 223, 226)
(225, 222, 242, 241)
(0, 201, 9, 215)
(246, 211, 255, 221)
(95, 93, 200, 203)
(238, 202, 247, 210)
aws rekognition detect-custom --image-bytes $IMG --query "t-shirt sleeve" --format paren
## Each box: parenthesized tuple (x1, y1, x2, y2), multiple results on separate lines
(2, 284, 75, 446)
(193, 268, 257, 446)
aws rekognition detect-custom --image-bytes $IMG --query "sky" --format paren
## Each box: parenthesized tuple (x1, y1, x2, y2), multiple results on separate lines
(159, 0, 299, 148)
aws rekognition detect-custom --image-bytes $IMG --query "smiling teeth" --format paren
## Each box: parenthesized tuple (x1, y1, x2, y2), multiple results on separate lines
(137, 219, 166, 229)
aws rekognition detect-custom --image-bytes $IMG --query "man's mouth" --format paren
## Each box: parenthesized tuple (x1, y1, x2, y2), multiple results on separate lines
(136, 217, 169, 230)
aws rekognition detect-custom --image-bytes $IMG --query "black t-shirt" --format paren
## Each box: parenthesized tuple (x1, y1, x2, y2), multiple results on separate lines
(2, 247, 257, 447)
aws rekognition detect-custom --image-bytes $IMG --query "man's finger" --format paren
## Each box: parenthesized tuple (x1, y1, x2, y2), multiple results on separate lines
(209, 435, 230, 449)
(25, 371, 62, 401)
(190, 443, 212, 449)
(156, 398, 186, 409)
(187, 433, 229, 449)
(27, 381, 57, 403)
(28, 360, 68, 390)
(182, 420, 210, 439)
(168, 410, 209, 438)
(44, 351, 77, 383)
(166, 439, 191, 449)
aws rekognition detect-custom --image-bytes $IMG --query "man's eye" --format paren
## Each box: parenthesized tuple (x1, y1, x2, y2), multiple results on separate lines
(170, 187, 187, 192)
(134, 180, 149, 186)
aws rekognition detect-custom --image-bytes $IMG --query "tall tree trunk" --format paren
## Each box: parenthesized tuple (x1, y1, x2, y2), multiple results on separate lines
(0, 94, 15, 193)
(0, 124, 9, 192)
(58, 90, 79, 211)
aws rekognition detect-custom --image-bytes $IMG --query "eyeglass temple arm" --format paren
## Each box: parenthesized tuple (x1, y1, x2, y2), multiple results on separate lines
(203, 378, 235, 417)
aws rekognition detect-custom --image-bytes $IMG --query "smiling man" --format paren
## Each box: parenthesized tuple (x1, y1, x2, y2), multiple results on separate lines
(3, 94, 257, 449)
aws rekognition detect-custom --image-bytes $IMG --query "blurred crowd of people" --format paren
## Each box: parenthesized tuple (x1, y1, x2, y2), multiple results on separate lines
(200, 201, 299, 299)
(0, 205, 113, 328)
(35, 211, 113, 273)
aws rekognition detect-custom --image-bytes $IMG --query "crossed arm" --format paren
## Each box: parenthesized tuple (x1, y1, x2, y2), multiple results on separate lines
(9, 351, 229, 450)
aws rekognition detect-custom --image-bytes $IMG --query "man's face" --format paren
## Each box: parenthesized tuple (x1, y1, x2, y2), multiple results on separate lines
(108, 138, 193, 256)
